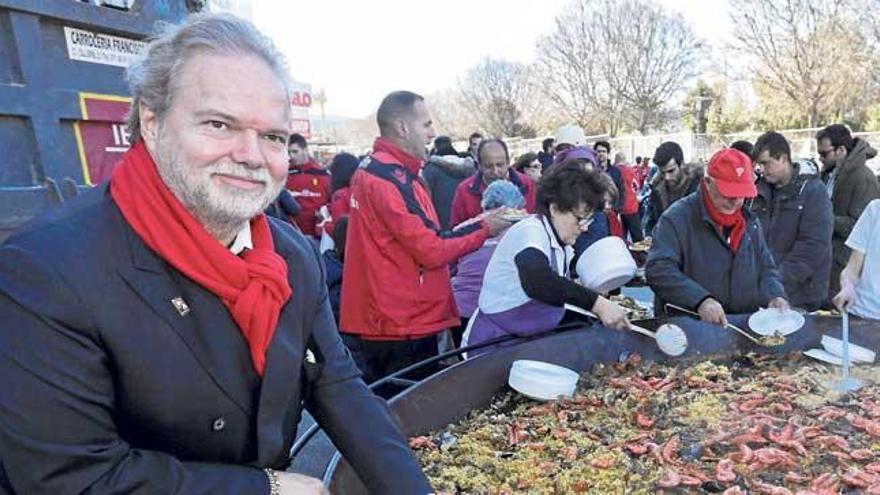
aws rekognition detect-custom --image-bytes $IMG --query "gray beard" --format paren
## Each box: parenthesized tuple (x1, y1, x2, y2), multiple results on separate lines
(153, 140, 283, 244)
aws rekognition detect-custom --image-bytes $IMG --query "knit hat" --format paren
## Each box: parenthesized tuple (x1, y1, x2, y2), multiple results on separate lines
(652, 142, 684, 168)
(553, 146, 598, 166)
(554, 124, 587, 147)
(481, 180, 526, 210)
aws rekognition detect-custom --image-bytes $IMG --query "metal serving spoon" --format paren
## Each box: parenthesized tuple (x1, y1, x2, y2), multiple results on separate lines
(565, 304, 688, 357)
(664, 303, 783, 347)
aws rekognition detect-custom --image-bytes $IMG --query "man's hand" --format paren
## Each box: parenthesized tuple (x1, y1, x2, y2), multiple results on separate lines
(697, 297, 727, 327)
(767, 297, 790, 311)
(482, 210, 512, 237)
(833, 280, 857, 311)
(277, 472, 329, 495)
(591, 296, 630, 330)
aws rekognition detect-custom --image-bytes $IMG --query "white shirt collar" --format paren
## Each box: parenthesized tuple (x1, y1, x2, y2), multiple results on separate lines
(228, 223, 253, 255)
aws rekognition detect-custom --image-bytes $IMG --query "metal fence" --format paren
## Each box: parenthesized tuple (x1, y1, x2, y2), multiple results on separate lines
(505, 129, 880, 173)
(315, 129, 880, 174)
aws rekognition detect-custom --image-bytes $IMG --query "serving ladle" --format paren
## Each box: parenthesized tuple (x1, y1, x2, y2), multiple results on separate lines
(664, 303, 783, 347)
(565, 304, 688, 357)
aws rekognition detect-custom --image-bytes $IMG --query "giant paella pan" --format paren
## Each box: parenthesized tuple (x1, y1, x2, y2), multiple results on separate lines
(324, 314, 880, 494)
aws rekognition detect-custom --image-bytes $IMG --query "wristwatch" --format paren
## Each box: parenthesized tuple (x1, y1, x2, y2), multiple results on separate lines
(264, 468, 281, 495)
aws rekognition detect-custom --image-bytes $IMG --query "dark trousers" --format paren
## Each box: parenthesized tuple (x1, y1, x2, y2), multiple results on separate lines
(621, 213, 645, 242)
(341, 333, 439, 386)
(450, 317, 469, 349)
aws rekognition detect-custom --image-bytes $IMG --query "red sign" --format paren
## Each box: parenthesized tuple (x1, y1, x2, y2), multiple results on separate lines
(73, 92, 132, 185)
(292, 91, 312, 107)
(290, 119, 311, 137)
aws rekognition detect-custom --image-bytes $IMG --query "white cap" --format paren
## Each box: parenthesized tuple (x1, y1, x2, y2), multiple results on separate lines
(554, 124, 586, 147)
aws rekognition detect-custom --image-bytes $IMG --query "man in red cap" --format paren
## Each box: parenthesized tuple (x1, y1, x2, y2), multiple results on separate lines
(646, 148, 789, 326)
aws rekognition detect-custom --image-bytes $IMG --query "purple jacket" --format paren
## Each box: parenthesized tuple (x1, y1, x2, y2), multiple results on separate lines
(452, 239, 498, 318)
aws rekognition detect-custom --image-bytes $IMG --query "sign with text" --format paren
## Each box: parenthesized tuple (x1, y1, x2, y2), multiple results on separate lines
(73, 93, 132, 185)
(291, 81, 312, 139)
(64, 27, 146, 68)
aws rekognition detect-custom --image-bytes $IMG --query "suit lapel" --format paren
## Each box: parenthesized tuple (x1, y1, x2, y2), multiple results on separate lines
(254, 222, 306, 466)
(255, 300, 303, 465)
(117, 225, 256, 416)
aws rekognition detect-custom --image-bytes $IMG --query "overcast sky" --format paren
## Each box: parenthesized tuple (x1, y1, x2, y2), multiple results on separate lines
(252, 0, 734, 119)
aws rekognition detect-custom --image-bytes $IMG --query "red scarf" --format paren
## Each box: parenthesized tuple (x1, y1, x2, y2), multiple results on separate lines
(372, 137, 423, 175)
(701, 180, 746, 253)
(110, 141, 292, 375)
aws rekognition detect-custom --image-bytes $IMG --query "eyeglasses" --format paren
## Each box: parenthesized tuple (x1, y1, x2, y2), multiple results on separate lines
(818, 147, 837, 158)
(573, 210, 593, 228)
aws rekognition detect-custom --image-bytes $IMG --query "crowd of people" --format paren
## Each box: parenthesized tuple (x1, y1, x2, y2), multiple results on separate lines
(294, 115, 880, 378)
(2, 11, 880, 495)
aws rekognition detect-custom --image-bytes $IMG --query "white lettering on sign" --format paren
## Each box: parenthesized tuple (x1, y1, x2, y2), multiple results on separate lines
(64, 26, 146, 68)
(106, 123, 131, 153)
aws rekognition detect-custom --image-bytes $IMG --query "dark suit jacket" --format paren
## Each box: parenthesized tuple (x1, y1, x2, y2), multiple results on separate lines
(0, 185, 430, 494)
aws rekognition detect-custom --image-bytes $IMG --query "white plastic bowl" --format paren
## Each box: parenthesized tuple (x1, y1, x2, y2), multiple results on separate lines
(576, 236, 637, 293)
(508, 360, 579, 401)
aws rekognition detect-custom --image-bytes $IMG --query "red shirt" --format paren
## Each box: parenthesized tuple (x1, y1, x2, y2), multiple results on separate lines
(617, 164, 641, 215)
(323, 186, 351, 237)
(634, 164, 650, 190)
(607, 210, 625, 238)
(449, 170, 537, 227)
(285, 159, 330, 237)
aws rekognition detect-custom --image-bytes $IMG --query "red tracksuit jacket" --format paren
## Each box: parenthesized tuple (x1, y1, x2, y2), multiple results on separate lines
(341, 151, 489, 340)
(286, 159, 330, 237)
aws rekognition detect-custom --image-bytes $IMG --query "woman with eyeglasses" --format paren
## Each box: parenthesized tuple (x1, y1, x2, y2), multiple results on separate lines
(462, 163, 630, 356)
(514, 152, 543, 181)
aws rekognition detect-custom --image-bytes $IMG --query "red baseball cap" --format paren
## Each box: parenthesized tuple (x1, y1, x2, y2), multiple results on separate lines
(707, 148, 757, 198)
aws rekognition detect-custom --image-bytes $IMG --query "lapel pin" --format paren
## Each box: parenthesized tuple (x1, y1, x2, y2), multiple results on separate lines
(305, 349, 317, 364)
(170, 297, 191, 316)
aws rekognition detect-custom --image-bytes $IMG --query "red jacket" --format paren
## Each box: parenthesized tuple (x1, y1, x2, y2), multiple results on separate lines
(607, 209, 625, 238)
(323, 186, 351, 237)
(286, 159, 330, 237)
(341, 149, 489, 340)
(449, 170, 537, 227)
(618, 164, 641, 215)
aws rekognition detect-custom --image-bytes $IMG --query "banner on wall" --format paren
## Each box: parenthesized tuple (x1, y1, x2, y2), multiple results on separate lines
(73, 93, 132, 185)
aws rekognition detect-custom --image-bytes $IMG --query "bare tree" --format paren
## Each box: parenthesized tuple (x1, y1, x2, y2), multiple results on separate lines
(599, 0, 705, 133)
(458, 58, 536, 138)
(536, 0, 619, 135)
(732, 0, 880, 128)
(536, 0, 703, 136)
(426, 89, 477, 140)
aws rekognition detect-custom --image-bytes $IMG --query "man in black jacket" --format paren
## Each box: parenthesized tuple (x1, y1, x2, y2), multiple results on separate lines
(816, 124, 880, 299)
(645, 142, 702, 234)
(0, 13, 430, 495)
(646, 149, 788, 326)
(750, 131, 833, 311)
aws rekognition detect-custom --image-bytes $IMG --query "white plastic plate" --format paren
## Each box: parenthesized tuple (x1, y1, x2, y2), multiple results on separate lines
(508, 360, 579, 402)
(821, 335, 876, 363)
(748, 308, 805, 336)
(803, 348, 844, 366)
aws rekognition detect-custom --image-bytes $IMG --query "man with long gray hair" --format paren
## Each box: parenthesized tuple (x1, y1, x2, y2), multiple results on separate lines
(0, 13, 431, 495)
